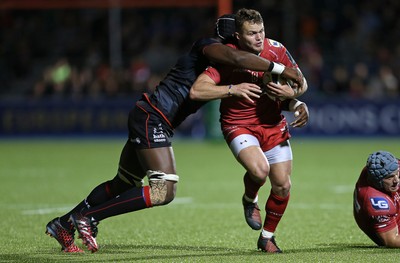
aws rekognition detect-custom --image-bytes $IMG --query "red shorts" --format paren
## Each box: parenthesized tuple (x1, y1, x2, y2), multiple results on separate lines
(222, 119, 291, 152)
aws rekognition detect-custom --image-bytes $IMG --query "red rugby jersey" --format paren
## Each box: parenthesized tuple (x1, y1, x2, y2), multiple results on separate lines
(353, 163, 400, 245)
(204, 38, 298, 126)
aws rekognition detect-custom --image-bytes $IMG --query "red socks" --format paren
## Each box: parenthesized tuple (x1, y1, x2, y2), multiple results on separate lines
(263, 191, 290, 232)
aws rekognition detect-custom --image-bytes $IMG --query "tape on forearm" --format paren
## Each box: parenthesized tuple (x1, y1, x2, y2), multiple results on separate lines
(270, 62, 285, 75)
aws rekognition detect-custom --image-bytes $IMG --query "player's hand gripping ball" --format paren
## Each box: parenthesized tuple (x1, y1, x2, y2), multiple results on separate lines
(262, 71, 297, 101)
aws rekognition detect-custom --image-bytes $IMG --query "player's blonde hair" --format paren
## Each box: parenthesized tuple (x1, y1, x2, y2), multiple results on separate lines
(235, 8, 263, 33)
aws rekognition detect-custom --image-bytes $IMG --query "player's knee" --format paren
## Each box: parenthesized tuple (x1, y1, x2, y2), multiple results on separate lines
(147, 170, 179, 206)
(272, 180, 291, 197)
(249, 163, 270, 183)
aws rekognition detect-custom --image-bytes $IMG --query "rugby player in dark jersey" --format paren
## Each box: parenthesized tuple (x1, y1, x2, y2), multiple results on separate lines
(45, 14, 304, 253)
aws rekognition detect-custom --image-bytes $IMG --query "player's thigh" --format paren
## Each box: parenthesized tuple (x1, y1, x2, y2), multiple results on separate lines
(119, 139, 146, 178)
(119, 140, 176, 174)
(136, 146, 177, 174)
(229, 133, 269, 177)
(238, 146, 269, 174)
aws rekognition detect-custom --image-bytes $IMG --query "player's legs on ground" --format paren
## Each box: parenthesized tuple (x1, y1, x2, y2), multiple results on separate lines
(45, 140, 142, 252)
(236, 145, 269, 230)
(258, 141, 292, 253)
(46, 176, 132, 253)
(70, 143, 178, 252)
(46, 175, 135, 252)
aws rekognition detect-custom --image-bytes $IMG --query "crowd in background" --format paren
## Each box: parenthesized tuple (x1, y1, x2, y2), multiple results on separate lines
(0, 0, 399, 101)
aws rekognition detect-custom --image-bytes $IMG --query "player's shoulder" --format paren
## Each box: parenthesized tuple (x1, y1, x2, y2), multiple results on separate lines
(360, 183, 387, 200)
(265, 38, 286, 50)
(362, 187, 396, 214)
(193, 37, 220, 49)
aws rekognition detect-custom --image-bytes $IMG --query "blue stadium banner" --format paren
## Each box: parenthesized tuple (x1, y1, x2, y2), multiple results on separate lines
(0, 99, 133, 136)
(0, 98, 399, 137)
(285, 99, 400, 137)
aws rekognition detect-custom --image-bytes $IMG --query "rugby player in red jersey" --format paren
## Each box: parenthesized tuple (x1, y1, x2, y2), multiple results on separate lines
(353, 151, 400, 247)
(191, 8, 308, 253)
(44, 14, 304, 253)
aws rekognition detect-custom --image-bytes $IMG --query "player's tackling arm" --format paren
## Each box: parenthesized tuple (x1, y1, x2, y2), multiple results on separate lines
(203, 43, 304, 87)
(281, 68, 305, 89)
(190, 73, 261, 103)
(292, 75, 308, 98)
(377, 227, 400, 248)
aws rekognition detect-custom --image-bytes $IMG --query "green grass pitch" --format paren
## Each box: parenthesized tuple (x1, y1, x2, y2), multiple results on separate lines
(0, 137, 400, 262)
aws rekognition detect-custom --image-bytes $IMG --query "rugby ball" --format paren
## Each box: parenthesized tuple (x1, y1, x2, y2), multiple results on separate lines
(262, 72, 295, 101)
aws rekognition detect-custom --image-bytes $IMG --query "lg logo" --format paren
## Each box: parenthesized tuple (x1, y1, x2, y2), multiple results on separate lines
(370, 197, 389, 210)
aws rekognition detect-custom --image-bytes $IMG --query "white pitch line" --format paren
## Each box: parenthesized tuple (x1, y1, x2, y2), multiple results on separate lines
(22, 206, 73, 215)
(170, 197, 193, 205)
(331, 185, 354, 194)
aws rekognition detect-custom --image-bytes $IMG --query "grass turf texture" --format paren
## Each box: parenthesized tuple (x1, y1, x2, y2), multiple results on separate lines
(1, 137, 400, 262)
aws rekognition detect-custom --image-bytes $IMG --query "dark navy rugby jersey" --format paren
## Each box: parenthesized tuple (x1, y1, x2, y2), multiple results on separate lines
(147, 37, 219, 128)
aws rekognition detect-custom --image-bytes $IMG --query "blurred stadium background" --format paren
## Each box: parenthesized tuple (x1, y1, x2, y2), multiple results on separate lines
(0, 0, 399, 138)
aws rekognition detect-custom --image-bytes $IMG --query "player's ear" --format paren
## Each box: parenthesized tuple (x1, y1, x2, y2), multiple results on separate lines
(234, 31, 240, 40)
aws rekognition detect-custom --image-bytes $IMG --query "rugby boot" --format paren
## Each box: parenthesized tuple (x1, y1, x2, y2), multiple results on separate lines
(257, 234, 282, 253)
(242, 195, 262, 230)
(45, 217, 83, 253)
(69, 213, 99, 253)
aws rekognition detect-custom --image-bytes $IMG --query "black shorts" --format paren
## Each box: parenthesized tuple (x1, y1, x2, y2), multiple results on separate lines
(128, 100, 174, 149)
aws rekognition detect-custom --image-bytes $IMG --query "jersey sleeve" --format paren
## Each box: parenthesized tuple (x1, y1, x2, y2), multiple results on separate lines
(363, 192, 398, 233)
(265, 38, 298, 68)
(203, 66, 221, 84)
(192, 37, 220, 55)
